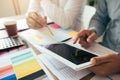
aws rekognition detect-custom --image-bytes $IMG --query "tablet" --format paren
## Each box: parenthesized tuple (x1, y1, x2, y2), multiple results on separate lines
(41, 43, 97, 71)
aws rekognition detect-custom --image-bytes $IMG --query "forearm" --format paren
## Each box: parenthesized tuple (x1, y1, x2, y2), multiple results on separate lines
(27, 0, 42, 13)
(88, 0, 110, 36)
(41, 0, 86, 29)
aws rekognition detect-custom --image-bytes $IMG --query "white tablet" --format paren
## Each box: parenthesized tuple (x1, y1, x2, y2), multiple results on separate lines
(37, 43, 97, 71)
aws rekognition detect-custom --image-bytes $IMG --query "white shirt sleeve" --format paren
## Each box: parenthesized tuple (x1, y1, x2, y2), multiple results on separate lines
(41, 0, 86, 29)
(27, 0, 43, 13)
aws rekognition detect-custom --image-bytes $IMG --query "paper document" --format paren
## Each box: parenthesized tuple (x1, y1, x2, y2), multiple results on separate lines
(90, 73, 120, 80)
(37, 54, 57, 80)
(38, 27, 71, 42)
(19, 29, 74, 46)
(90, 75, 109, 80)
(0, 30, 8, 39)
(37, 53, 91, 80)
(37, 53, 120, 80)
(17, 19, 29, 31)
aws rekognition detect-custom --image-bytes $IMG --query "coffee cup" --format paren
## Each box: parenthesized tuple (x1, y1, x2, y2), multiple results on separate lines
(4, 20, 18, 37)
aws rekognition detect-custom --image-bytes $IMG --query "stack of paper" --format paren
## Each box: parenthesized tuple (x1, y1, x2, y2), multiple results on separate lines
(37, 53, 120, 80)
(34, 40, 119, 80)
(37, 53, 91, 80)
(0, 48, 47, 80)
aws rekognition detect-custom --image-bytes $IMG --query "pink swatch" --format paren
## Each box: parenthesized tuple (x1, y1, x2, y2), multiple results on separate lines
(50, 23, 61, 29)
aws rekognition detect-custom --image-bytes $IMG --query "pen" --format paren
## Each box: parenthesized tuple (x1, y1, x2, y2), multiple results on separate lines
(61, 37, 72, 42)
(80, 72, 95, 80)
(43, 16, 54, 36)
(46, 26, 54, 36)
(106, 75, 113, 80)
(47, 22, 54, 25)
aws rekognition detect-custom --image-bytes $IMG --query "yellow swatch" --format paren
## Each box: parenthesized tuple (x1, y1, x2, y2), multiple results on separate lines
(13, 58, 42, 79)
(69, 31, 78, 38)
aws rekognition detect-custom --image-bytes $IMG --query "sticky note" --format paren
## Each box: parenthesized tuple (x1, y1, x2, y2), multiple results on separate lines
(51, 23, 61, 29)
(13, 58, 42, 79)
(69, 31, 78, 38)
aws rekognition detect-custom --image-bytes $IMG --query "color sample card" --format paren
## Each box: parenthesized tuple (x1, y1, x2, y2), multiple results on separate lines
(69, 31, 78, 38)
(20, 29, 55, 45)
(0, 57, 17, 80)
(10, 48, 43, 79)
(0, 65, 17, 80)
(38, 27, 71, 42)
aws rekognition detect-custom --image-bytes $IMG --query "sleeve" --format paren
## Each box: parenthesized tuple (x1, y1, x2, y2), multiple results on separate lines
(41, 0, 86, 29)
(26, 0, 43, 14)
(89, 0, 110, 36)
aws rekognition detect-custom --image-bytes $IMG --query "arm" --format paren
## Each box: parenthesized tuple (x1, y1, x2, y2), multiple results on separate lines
(26, 0, 47, 30)
(41, 0, 86, 29)
(89, 0, 110, 36)
(27, 0, 43, 13)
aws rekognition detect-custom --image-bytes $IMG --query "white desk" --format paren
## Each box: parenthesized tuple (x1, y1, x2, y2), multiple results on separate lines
(0, 6, 104, 80)
(0, 15, 50, 80)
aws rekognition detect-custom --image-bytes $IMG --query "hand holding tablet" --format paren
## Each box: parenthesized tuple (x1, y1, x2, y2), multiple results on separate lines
(42, 42, 97, 71)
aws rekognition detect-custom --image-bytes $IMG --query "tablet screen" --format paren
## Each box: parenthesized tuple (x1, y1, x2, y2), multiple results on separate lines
(44, 43, 97, 65)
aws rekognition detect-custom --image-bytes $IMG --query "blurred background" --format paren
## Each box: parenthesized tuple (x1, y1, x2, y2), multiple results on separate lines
(0, 0, 96, 18)
(0, 0, 29, 18)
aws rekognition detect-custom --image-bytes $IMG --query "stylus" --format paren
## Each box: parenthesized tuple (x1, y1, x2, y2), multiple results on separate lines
(61, 37, 72, 42)
(47, 22, 54, 25)
(106, 75, 113, 80)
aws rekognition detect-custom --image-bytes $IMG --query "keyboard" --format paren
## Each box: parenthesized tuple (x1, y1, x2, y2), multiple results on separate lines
(0, 37, 24, 51)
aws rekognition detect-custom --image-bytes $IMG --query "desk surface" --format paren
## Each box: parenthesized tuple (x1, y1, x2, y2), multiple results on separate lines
(0, 15, 49, 80)
(1, 14, 118, 80)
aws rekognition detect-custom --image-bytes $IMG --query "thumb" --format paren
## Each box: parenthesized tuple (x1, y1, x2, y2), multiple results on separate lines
(91, 55, 111, 65)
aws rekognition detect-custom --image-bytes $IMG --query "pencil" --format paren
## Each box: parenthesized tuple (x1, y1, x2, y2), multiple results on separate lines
(44, 16, 54, 36)
(46, 26, 54, 36)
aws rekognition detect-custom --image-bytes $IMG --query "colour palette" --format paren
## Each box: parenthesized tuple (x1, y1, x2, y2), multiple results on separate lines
(10, 48, 45, 80)
(0, 56, 17, 80)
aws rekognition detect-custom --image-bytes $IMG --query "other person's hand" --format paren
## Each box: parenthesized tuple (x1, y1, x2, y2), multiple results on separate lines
(26, 12, 47, 29)
(74, 30, 98, 48)
(89, 54, 120, 76)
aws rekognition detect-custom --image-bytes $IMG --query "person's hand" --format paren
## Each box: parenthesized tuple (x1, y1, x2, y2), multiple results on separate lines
(89, 54, 120, 76)
(73, 30, 98, 48)
(26, 12, 47, 29)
